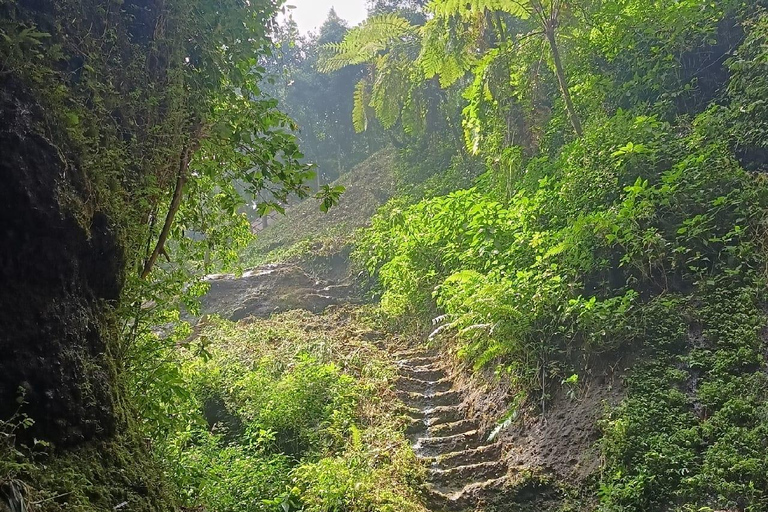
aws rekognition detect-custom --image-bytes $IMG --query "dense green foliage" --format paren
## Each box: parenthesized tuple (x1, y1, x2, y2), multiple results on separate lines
(342, 1, 768, 510)
(158, 310, 426, 512)
(0, 0, 347, 509)
(0, 0, 321, 275)
(5, 0, 768, 510)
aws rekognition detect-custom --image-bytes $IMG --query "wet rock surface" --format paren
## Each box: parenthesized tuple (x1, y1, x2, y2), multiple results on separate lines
(395, 350, 509, 511)
(199, 263, 360, 321)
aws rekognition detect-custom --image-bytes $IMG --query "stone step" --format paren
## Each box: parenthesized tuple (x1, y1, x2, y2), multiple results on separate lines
(395, 376, 453, 393)
(397, 355, 440, 366)
(398, 361, 444, 374)
(413, 429, 483, 457)
(430, 443, 503, 470)
(407, 404, 466, 426)
(405, 416, 427, 436)
(427, 460, 508, 491)
(429, 419, 478, 438)
(409, 418, 478, 442)
(393, 348, 436, 359)
(397, 389, 463, 408)
(425, 476, 508, 511)
(400, 366, 447, 382)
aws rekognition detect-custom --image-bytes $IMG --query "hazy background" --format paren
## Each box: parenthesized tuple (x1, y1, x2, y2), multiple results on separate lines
(284, 0, 367, 33)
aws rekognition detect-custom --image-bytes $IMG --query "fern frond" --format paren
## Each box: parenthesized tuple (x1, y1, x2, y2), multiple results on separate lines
(352, 80, 369, 133)
(401, 83, 426, 135)
(318, 13, 417, 73)
(418, 17, 475, 88)
(371, 54, 410, 129)
(427, 0, 532, 19)
(462, 49, 500, 154)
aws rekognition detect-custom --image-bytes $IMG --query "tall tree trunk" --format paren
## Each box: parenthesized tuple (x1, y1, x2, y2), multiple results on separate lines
(544, 24, 583, 137)
(140, 146, 192, 279)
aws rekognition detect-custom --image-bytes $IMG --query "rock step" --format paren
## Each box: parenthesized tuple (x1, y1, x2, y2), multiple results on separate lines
(425, 476, 508, 511)
(405, 417, 427, 437)
(407, 404, 466, 426)
(397, 389, 463, 408)
(414, 430, 483, 457)
(400, 366, 446, 381)
(398, 362, 445, 374)
(427, 460, 508, 491)
(408, 418, 477, 440)
(397, 355, 440, 366)
(429, 419, 477, 438)
(396, 376, 453, 393)
(429, 443, 503, 470)
(393, 348, 436, 358)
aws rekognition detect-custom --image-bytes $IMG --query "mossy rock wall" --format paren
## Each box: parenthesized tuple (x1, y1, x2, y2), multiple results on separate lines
(0, 76, 124, 446)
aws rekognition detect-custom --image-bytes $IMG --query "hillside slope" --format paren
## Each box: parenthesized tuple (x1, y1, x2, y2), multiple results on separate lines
(242, 148, 397, 267)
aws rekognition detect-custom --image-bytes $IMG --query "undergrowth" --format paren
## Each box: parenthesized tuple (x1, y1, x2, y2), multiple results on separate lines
(156, 308, 427, 512)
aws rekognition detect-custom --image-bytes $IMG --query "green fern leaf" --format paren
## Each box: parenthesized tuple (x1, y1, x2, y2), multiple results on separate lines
(318, 13, 416, 73)
(428, 0, 532, 20)
(352, 80, 369, 133)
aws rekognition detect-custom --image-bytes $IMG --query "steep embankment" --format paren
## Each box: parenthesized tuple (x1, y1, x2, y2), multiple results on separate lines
(200, 149, 400, 324)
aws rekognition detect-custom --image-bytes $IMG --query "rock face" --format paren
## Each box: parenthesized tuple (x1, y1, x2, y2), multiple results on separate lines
(0, 78, 123, 446)
(199, 263, 359, 321)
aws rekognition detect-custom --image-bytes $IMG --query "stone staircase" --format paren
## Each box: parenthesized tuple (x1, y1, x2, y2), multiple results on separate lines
(395, 349, 509, 511)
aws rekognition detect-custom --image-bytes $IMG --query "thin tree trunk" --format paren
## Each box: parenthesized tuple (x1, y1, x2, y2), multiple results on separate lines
(140, 146, 192, 279)
(337, 138, 342, 179)
(545, 25, 583, 137)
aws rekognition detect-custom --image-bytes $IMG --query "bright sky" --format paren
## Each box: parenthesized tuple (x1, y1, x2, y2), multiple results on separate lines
(283, 0, 367, 34)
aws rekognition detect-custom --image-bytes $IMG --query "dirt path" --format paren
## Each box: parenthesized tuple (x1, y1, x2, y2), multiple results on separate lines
(395, 348, 509, 511)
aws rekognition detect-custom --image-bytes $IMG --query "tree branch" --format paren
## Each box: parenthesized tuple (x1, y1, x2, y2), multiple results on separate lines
(544, 23, 583, 137)
(140, 144, 195, 279)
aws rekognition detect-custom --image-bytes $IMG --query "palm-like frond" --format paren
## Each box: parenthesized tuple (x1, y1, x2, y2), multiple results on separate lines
(418, 18, 476, 87)
(318, 13, 416, 73)
(371, 54, 413, 129)
(427, 0, 532, 20)
(352, 80, 370, 133)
